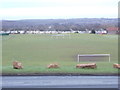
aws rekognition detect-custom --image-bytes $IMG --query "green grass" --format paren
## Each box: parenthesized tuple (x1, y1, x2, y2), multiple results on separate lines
(2, 34, 118, 74)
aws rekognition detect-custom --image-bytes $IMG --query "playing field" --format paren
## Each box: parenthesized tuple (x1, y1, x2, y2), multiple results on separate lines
(2, 34, 118, 74)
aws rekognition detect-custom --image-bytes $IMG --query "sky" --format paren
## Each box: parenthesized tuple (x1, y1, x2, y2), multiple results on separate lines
(0, 0, 119, 20)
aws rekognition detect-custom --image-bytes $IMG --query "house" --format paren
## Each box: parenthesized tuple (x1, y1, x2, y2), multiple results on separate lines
(26, 31, 32, 34)
(0, 31, 10, 35)
(10, 31, 18, 34)
(95, 29, 108, 34)
(78, 31, 86, 34)
(18, 31, 25, 34)
(106, 27, 118, 34)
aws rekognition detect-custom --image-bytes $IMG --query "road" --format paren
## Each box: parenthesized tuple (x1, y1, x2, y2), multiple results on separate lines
(1, 76, 119, 88)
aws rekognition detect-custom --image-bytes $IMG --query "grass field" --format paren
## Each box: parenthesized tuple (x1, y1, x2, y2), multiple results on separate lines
(2, 33, 118, 75)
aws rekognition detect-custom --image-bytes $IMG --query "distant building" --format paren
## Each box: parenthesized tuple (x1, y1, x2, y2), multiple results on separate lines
(0, 31, 9, 35)
(95, 28, 108, 34)
(18, 31, 25, 34)
(78, 31, 86, 34)
(10, 31, 18, 34)
(88, 28, 108, 34)
(106, 27, 118, 34)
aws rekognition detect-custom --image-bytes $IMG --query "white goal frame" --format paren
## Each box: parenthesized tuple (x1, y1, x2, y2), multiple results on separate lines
(77, 54, 110, 62)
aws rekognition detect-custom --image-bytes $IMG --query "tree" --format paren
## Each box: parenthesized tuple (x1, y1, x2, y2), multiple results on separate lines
(91, 30, 96, 34)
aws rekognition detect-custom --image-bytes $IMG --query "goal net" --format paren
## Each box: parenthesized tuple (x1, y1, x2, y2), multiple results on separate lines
(77, 54, 110, 62)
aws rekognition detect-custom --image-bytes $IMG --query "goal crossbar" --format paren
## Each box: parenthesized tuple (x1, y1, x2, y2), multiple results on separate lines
(77, 54, 110, 62)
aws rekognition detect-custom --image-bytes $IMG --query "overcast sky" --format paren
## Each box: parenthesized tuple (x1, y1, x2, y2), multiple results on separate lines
(0, 0, 119, 20)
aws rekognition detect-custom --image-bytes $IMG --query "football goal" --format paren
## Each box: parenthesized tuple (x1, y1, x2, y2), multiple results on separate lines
(77, 54, 110, 62)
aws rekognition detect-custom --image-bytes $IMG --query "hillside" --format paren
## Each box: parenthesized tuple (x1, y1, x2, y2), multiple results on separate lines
(2, 18, 118, 31)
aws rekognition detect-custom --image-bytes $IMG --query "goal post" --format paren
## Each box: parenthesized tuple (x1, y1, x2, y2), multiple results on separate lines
(77, 54, 110, 62)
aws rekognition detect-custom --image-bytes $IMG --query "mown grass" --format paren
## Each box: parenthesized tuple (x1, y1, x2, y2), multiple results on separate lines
(2, 34, 118, 74)
(2, 62, 118, 74)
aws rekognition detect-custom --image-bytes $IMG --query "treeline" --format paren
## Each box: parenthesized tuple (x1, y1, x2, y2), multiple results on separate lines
(2, 18, 118, 31)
